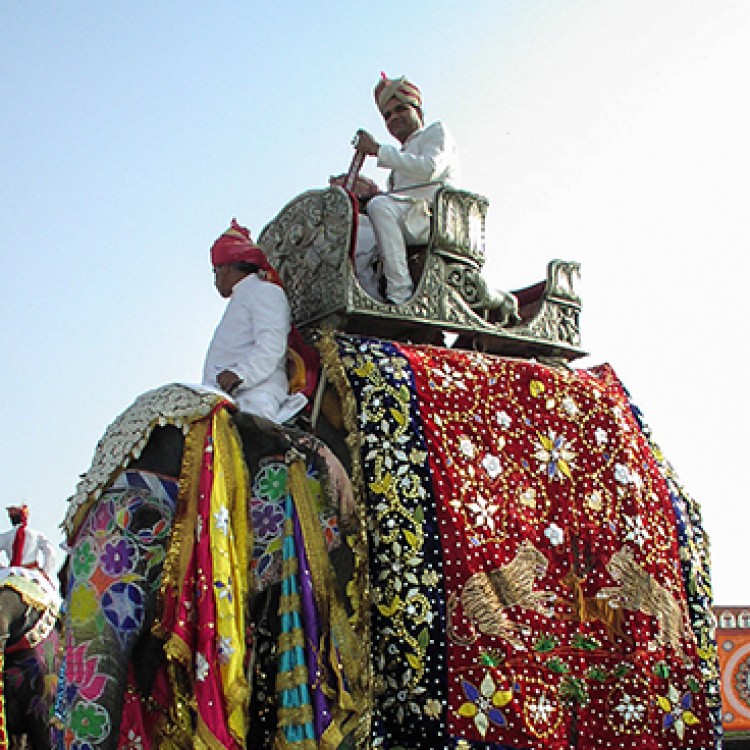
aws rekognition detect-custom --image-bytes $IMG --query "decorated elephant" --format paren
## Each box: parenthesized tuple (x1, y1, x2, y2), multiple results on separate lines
(0, 573, 60, 750)
(54, 384, 363, 750)
(56, 332, 722, 750)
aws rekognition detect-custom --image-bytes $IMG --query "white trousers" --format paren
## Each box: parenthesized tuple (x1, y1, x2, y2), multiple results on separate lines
(234, 386, 307, 424)
(355, 195, 430, 304)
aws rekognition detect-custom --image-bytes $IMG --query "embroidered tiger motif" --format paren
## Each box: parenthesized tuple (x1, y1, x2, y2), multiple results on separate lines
(597, 546, 691, 663)
(448, 540, 555, 650)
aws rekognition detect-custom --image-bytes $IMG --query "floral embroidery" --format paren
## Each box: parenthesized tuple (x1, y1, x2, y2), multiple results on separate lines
(533, 430, 575, 480)
(195, 652, 209, 682)
(657, 684, 700, 740)
(457, 673, 512, 738)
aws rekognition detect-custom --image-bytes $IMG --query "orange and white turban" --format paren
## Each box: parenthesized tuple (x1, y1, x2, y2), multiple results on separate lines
(374, 72, 422, 115)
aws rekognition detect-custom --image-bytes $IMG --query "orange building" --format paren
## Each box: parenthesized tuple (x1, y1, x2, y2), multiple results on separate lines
(715, 605, 750, 747)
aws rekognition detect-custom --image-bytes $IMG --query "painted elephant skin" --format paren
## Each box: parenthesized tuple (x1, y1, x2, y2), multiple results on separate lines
(0, 584, 59, 750)
(55, 389, 356, 750)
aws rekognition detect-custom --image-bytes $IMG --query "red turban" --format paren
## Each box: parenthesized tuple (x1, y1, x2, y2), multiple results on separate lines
(211, 219, 270, 268)
(374, 72, 422, 115)
(7, 504, 28, 523)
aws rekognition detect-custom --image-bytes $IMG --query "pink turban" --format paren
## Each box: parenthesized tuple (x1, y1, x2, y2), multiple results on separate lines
(374, 73, 422, 115)
(211, 219, 269, 268)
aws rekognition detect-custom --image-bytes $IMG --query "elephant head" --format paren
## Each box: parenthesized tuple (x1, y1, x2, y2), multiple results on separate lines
(56, 466, 177, 750)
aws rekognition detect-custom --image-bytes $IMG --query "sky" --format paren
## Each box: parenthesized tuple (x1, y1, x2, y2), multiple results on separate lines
(1, 1, 748, 605)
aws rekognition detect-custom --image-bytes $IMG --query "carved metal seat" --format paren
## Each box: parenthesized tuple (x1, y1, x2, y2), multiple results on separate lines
(258, 186, 585, 360)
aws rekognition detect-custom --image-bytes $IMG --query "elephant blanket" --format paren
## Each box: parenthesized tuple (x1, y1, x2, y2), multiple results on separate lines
(320, 332, 720, 750)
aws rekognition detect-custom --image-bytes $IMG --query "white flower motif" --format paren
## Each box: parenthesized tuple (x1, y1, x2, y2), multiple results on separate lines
(125, 729, 144, 750)
(614, 463, 632, 485)
(586, 490, 603, 512)
(544, 523, 565, 546)
(196, 652, 210, 682)
(214, 505, 229, 535)
(595, 427, 608, 446)
(528, 692, 555, 723)
(623, 514, 651, 547)
(467, 496, 499, 531)
(562, 396, 578, 417)
(615, 692, 646, 724)
(482, 453, 502, 479)
(218, 636, 236, 664)
(496, 410, 512, 429)
(459, 437, 476, 458)
(519, 488, 537, 508)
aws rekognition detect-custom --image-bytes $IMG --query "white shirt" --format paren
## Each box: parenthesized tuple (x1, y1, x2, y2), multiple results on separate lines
(203, 273, 290, 403)
(0, 525, 57, 579)
(377, 120, 461, 201)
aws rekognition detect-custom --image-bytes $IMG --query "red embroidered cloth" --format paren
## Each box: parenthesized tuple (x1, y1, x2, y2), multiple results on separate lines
(397, 345, 714, 749)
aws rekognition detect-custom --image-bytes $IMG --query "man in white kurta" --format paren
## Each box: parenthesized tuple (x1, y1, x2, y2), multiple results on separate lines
(0, 505, 57, 579)
(353, 75, 461, 304)
(202, 220, 307, 424)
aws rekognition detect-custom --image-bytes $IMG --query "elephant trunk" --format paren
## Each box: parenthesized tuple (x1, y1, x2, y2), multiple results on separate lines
(58, 619, 134, 750)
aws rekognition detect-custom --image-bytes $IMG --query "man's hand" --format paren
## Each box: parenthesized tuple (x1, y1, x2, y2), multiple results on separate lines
(354, 129, 380, 157)
(217, 369, 242, 394)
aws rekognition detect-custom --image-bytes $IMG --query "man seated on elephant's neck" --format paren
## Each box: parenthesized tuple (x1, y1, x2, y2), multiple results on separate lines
(0, 504, 57, 583)
(202, 219, 307, 425)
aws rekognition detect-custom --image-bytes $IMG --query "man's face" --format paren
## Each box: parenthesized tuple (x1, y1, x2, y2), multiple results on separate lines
(383, 98, 422, 144)
(213, 265, 243, 298)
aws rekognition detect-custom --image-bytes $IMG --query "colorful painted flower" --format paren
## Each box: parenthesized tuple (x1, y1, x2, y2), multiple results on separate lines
(69, 584, 100, 625)
(256, 465, 288, 501)
(252, 502, 285, 540)
(457, 672, 511, 738)
(657, 684, 699, 740)
(65, 643, 109, 702)
(101, 581, 145, 636)
(101, 537, 137, 577)
(70, 701, 110, 742)
(71, 541, 97, 580)
(534, 430, 575, 481)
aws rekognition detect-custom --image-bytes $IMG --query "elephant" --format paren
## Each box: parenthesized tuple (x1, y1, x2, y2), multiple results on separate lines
(0, 577, 60, 750)
(54, 384, 362, 750)
(56, 326, 722, 750)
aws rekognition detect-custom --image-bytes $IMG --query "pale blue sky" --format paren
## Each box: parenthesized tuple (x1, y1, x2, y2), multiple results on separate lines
(2, 1, 748, 603)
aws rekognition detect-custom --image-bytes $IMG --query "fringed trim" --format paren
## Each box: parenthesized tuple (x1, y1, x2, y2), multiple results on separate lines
(154, 418, 208, 639)
(315, 331, 373, 745)
(287, 459, 366, 707)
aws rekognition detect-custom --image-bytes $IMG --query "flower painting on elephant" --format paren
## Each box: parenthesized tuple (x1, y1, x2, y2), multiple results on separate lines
(58, 471, 177, 748)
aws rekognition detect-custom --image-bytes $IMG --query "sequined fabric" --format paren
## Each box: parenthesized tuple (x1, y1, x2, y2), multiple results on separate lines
(325, 333, 719, 750)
